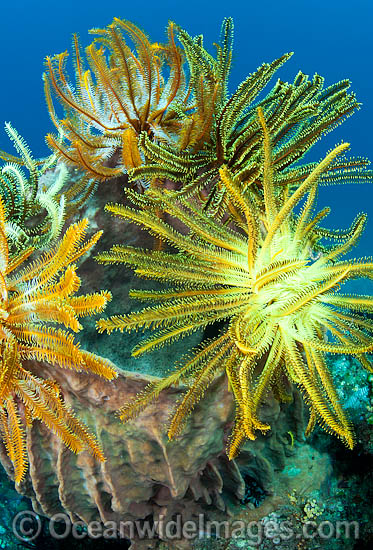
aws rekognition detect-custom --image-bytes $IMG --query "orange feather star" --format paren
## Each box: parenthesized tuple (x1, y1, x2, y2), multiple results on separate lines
(0, 198, 116, 483)
(44, 18, 188, 182)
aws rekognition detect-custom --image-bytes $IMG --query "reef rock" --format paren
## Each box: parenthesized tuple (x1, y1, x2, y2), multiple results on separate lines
(0, 361, 306, 549)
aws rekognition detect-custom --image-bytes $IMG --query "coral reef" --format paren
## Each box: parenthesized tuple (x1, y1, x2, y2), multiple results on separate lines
(0, 13, 372, 550)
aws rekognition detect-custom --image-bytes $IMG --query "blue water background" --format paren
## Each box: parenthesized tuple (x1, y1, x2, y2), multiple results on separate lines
(0, 0, 372, 270)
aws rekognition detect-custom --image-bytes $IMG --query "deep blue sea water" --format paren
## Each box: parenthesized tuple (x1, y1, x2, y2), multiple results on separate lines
(0, 0, 372, 255)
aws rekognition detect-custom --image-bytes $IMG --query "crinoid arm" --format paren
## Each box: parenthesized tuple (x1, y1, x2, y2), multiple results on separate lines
(97, 102, 373, 457)
(44, 18, 189, 184)
(0, 195, 117, 481)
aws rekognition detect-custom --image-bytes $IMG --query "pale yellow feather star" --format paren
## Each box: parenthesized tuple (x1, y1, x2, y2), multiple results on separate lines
(97, 107, 373, 459)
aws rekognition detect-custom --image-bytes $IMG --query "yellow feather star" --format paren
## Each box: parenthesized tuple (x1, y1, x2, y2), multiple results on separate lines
(44, 18, 187, 182)
(96, 107, 373, 459)
(0, 198, 117, 483)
